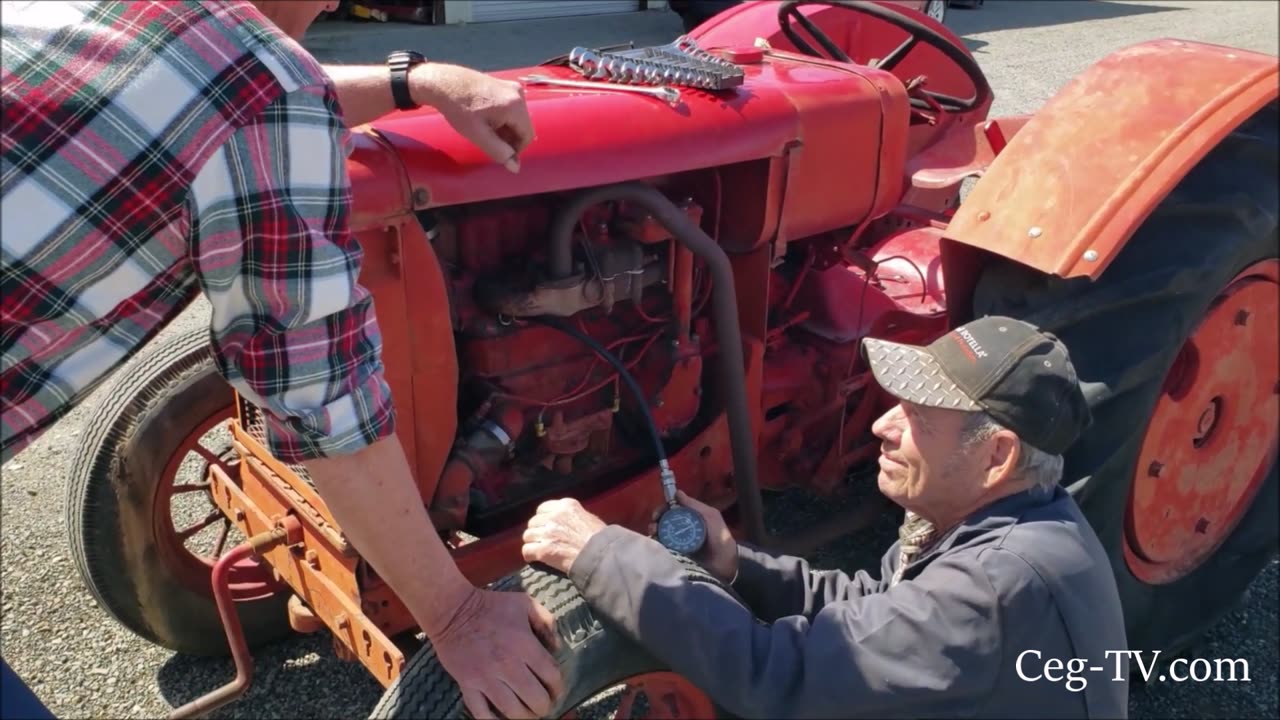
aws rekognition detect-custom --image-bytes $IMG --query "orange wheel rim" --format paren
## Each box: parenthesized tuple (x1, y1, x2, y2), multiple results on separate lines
(1123, 259, 1279, 584)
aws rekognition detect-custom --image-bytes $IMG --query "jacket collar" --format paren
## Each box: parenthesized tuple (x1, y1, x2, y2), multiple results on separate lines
(910, 484, 1061, 567)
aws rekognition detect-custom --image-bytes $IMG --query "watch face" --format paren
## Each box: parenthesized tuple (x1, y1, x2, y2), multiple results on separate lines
(389, 51, 422, 64)
(387, 51, 421, 71)
(656, 505, 707, 555)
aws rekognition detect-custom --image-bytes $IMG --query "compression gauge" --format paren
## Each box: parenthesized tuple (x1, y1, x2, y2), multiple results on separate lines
(653, 461, 707, 555)
(656, 504, 707, 555)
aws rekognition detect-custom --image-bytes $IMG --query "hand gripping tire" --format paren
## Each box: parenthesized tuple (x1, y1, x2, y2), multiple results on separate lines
(66, 325, 292, 656)
(971, 102, 1279, 657)
(369, 553, 735, 719)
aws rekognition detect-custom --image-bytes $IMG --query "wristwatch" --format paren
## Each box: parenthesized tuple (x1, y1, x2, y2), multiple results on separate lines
(387, 50, 426, 110)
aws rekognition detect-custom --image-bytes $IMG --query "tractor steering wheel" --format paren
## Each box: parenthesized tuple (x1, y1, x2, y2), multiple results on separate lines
(777, 0, 991, 113)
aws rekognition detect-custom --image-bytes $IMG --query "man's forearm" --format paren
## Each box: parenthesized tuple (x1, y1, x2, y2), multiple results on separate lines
(732, 543, 885, 622)
(570, 526, 997, 719)
(303, 435, 472, 638)
(323, 63, 452, 128)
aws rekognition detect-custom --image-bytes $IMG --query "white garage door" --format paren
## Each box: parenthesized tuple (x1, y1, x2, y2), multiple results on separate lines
(470, 1, 641, 23)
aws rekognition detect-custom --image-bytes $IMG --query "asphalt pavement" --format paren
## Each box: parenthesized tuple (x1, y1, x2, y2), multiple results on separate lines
(2, 2, 1277, 719)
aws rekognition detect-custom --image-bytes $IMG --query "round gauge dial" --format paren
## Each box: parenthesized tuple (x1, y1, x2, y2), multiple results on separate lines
(656, 505, 707, 555)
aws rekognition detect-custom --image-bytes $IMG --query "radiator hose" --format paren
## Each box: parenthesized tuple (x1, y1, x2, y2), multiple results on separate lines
(545, 181, 766, 544)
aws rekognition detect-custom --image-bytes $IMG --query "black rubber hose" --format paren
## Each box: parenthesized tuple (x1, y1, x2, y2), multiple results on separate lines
(546, 182, 767, 545)
(528, 315, 667, 466)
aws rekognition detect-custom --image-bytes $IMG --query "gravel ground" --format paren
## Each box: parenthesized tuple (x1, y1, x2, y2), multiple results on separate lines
(3, 2, 1277, 719)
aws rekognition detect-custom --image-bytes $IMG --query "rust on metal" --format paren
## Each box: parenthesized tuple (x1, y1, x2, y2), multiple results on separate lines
(166, 517, 298, 719)
(611, 672, 718, 719)
(287, 595, 325, 635)
(945, 39, 1278, 279)
(207, 453, 407, 687)
(147, 17, 1276, 718)
(1124, 259, 1279, 584)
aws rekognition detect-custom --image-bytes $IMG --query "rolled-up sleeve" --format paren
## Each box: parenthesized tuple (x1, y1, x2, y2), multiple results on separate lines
(187, 81, 395, 463)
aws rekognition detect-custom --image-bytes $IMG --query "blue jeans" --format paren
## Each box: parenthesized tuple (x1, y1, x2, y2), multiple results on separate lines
(1, 658, 55, 720)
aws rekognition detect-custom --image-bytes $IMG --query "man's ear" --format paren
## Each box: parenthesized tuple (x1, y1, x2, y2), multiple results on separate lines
(985, 431, 1020, 487)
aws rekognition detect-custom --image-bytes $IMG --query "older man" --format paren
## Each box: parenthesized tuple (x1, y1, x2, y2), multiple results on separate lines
(523, 316, 1131, 718)
(2, 2, 558, 718)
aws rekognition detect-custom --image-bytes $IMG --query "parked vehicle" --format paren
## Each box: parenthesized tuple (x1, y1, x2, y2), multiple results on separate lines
(68, 1, 1276, 717)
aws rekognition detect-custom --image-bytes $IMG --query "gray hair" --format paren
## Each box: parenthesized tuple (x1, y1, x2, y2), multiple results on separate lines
(958, 411, 1063, 490)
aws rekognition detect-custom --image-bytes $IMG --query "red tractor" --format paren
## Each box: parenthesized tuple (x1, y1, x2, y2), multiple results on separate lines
(66, 1, 1277, 717)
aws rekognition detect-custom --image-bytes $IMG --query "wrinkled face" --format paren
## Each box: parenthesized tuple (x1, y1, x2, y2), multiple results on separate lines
(871, 401, 1002, 521)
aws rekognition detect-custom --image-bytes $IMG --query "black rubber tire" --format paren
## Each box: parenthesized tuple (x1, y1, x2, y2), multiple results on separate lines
(923, 0, 947, 24)
(369, 553, 736, 719)
(66, 325, 292, 656)
(971, 102, 1279, 658)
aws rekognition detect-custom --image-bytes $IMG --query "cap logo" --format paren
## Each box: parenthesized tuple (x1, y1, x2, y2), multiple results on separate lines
(954, 327, 989, 359)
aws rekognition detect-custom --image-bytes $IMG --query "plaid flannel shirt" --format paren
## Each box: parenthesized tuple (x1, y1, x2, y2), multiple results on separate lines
(1, 0, 396, 464)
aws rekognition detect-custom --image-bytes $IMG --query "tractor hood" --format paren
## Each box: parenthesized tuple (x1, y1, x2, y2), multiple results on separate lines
(363, 49, 909, 226)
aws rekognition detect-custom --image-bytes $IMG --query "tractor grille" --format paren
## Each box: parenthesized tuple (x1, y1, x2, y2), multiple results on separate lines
(236, 395, 314, 486)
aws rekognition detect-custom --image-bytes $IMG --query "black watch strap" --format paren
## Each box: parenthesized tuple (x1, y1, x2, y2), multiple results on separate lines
(387, 50, 426, 110)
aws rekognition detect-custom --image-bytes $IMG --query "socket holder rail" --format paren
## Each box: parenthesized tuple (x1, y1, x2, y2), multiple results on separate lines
(567, 35, 745, 91)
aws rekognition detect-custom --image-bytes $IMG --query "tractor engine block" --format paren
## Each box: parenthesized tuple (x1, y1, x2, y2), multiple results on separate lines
(425, 196, 710, 532)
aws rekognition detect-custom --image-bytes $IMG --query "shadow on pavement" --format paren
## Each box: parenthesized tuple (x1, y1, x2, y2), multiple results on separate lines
(961, 36, 989, 54)
(155, 633, 383, 719)
(945, 0, 1186, 36)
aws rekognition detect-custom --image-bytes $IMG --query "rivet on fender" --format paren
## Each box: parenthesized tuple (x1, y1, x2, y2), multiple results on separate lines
(1028, 226, 1042, 239)
(1084, 250, 1099, 262)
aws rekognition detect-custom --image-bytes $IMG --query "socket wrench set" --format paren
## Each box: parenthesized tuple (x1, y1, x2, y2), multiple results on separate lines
(567, 36, 745, 91)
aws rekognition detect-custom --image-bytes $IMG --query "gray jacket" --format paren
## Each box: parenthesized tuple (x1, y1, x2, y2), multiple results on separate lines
(569, 485, 1130, 719)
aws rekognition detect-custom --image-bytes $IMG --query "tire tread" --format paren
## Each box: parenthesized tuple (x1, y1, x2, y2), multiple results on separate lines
(371, 554, 728, 719)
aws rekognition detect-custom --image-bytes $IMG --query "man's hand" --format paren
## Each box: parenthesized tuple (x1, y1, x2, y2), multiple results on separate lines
(649, 491, 739, 584)
(322, 61, 534, 169)
(430, 586, 564, 719)
(521, 498, 607, 575)
(303, 437, 563, 719)
(411, 63, 534, 173)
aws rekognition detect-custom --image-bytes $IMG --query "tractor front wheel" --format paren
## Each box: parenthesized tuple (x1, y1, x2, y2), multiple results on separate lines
(66, 325, 292, 656)
(369, 556, 727, 719)
(971, 102, 1279, 657)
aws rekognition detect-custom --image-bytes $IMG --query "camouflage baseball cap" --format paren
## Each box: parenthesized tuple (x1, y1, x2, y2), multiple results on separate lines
(861, 316, 1092, 455)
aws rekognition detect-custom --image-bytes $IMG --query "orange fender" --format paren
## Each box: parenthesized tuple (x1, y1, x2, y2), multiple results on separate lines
(944, 39, 1278, 280)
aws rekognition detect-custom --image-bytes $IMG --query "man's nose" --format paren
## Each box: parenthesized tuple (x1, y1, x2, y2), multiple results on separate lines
(871, 405, 902, 440)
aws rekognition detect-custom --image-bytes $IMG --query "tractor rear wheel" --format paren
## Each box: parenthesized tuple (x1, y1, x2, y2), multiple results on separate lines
(369, 555, 728, 719)
(971, 102, 1279, 658)
(66, 325, 292, 656)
